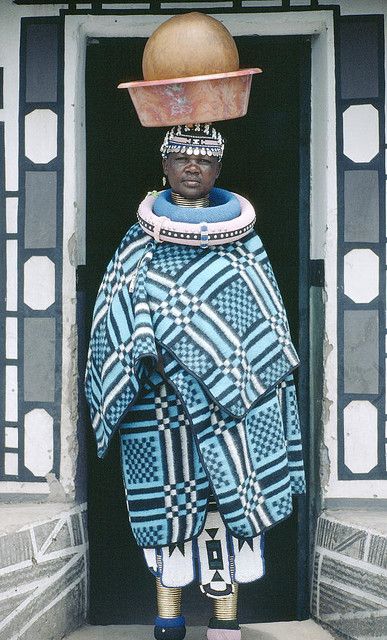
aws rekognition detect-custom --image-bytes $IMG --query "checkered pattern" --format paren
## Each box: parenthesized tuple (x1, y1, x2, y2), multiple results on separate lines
(147, 236, 299, 421)
(113, 338, 135, 377)
(106, 392, 134, 426)
(209, 408, 233, 437)
(230, 522, 255, 538)
(260, 358, 290, 389)
(218, 345, 252, 390)
(121, 435, 159, 485)
(165, 480, 199, 519)
(277, 374, 305, 494)
(211, 278, 261, 336)
(155, 384, 186, 431)
(217, 242, 294, 349)
(172, 335, 210, 376)
(283, 383, 303, 438)
(120, 372, 209, 548)
(291, 476, 306, 494)
(92, 326, 108, 369)
(168, 356, 301, 538)
(85, 218, 305, 547)
(217, 246, 257, 275)
(132, 334, 157, 361)
(248, 403, 286, 459)
(270, 494, 293, 519)
(237, 471, 266, 518)
(134, 524, 165, 548)
(166, 368, 202, 409)
(119, 354, 305, 546)
(153, 243, 199, 277)
(85, 223, 300, 458)
(157, 288, 205, 327)
(261, 258, 285, 298)
(201, 445, 231, 489)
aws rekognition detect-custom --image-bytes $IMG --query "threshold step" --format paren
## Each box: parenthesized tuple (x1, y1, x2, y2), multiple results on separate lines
(65, 620, 335, 640)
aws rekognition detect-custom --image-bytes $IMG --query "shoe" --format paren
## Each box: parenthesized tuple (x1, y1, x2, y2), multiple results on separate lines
(154, 615, 186, 640)
(206, 617, 241, 640)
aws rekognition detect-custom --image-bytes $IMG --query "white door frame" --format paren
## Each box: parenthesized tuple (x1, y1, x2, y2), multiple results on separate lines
(61, 9, 338, 502)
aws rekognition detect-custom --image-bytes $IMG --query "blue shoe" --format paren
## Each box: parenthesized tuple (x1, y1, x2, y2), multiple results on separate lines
(154, 615, 186, 640)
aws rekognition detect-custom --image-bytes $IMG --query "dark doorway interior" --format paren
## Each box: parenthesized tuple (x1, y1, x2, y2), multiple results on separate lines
(85, 34, 310, 626)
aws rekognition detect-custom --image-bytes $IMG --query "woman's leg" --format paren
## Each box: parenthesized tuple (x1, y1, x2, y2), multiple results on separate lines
(207, 586, 241, 640)
(156, 577, 182, 618)
(154, 577, 186, 640)
(212, 584, 238, 621)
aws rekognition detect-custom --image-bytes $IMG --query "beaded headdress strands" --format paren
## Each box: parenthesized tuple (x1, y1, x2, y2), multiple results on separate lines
(160, 123, 225, 160)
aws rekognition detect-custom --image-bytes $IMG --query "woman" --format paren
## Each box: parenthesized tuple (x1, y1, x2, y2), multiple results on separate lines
(85, 123, 305, 640)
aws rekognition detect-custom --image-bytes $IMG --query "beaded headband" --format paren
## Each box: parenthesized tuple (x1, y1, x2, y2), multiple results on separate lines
(160, 123, 224, 160)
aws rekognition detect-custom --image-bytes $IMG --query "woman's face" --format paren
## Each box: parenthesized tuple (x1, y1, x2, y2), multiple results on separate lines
(162, 152, 221, 199)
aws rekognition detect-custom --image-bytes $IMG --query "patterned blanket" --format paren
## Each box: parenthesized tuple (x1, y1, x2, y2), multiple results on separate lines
(85, 223, 305, 544)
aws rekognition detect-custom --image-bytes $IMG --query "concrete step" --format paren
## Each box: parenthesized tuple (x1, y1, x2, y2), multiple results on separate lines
(65, 620, 335, 640)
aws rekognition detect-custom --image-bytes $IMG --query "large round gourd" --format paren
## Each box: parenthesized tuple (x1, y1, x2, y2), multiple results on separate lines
(142, 12, 239, 81)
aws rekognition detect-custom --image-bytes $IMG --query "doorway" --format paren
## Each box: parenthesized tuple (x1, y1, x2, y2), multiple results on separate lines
(84, 33, 311, 625)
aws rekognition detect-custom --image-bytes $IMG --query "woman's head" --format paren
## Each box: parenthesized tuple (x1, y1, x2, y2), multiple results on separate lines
(161, 124, 224, 199)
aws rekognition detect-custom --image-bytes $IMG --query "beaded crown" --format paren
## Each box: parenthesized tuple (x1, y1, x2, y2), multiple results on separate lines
(160, 123, 224, 160)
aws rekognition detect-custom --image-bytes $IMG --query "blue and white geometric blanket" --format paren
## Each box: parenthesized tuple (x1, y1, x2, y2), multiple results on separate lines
(85, 223, 305, 546)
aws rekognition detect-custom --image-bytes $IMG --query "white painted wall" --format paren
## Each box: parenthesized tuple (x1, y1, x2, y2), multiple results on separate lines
(0, 1, 66, 497)
(323, 2, 387, 500)
(1, 0, 387, 502)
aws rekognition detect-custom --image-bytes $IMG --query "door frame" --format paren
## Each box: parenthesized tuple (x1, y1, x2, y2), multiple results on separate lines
(62, 8, 338, 618)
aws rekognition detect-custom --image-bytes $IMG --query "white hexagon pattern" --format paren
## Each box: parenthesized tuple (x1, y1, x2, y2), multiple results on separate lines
(24, 408, 53, 477)
(343, 104, 379, 163)
(24, 256, 55, 310)
(25, 109, 57, 164)
(344, 248, 379, 303)
(344, 401, 378, 474)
